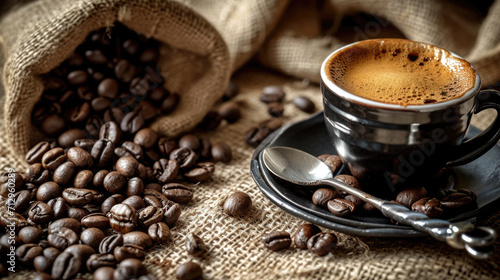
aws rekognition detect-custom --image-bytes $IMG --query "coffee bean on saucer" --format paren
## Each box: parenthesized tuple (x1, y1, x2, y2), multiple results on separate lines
(185, 233, 205, 257)
(333, 175, 361, 194)
(395, 186, 427, 208)
(176, 261, 203, 280)
(411, 197, 443, 218)
(327, 198, 355, 217)
(223, 191, 252, 216)
(262, 231, 291, 251)
(307, 232, 337, 256)
(317, 154, 342, 174)
(293, 96, 315, 113)
(260, 86, 285, 103)
(292, 224, 322, 250)
(438, 189, 476, 211)
(312, 188, 342, 208)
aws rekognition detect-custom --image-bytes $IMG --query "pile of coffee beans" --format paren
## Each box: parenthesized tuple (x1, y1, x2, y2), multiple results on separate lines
(262, 224, 338, 257)
(312, 154, 477, 219)
(0, 22, 250, 280)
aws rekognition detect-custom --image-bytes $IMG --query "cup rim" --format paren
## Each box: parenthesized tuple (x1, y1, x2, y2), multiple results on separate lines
(320, 39, 481, 111)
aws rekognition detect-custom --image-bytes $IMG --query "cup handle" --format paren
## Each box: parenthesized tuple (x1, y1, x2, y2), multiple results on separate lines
(446, 89, 500, 166)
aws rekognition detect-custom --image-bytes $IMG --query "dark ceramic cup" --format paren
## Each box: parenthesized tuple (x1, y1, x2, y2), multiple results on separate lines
(320, 39, 500, 194)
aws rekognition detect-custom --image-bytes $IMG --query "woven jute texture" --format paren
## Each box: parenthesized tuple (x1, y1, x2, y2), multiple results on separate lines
(1, 67, 499, 280)
(1, 0, 500, 279)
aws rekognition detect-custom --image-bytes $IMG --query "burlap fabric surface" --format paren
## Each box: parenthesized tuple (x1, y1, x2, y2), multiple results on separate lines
(1, 0, 500, 279)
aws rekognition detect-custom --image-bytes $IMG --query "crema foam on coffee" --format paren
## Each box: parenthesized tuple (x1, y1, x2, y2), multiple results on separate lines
(326, 39, 476, 106)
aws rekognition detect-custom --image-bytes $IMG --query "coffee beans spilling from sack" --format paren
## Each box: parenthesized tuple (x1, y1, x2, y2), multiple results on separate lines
(0, 23, 253, 280)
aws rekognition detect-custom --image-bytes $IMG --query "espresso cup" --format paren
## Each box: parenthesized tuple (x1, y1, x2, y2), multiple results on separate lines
(320, 38, 500, 194)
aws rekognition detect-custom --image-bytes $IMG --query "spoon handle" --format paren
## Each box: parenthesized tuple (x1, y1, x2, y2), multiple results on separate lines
(321, 178, 496, 259)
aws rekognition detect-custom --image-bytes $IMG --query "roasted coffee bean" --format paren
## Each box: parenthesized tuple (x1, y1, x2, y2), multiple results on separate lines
(91, 170, 108, 188)
(198, 111, 221, 130)
(292, 224, 322, 250)
(0, 172, 23, 196)
(27, 141, 51, 164)
(158, 137, 177, 157)
(219, 101, 240, 123)
(140, 48, 159, 63)
(183, 162, 215, 182)
(43, 247, 60, 262)
(121, 111, 145, 134)
(139, 164, 155, 181)
(211, 142, 232, 163)
(199, 137, 212, 159)
(108, 203, 138, 233)
(116, 156, 139, 178)
(267, 102, 284, 117)
(176, 261, 203, 280)
(178, 134, 200, 151)
(395, 186, 428, 208)
(87, 253, 117, 272)
(34, 182, 60, 203)
(58, 129, 86, 148)
(100, 121, 122, 145)
(81, 228, 106, 249)
(312, 188, 342, 207)
(98, 78, 119, 99)
(163, 201, 182, 228)
(48, 227, 79, 250)
(74, 170, 94, 188)
(118, 141, 144, 160)
(99, 234, 123, 254)
(91, 139, 115, 168)
(122, 195, 146, 211)
(144, 148, 161, 162)
(185, 233, 205, 257)
(34, 272, 53, 280)
(26, 163, 50, 185)
(344, 194, 363, 208)
(244, 126, 271, 147)
(66, 207, 90, 221)
(161, 93, 180, 113)
(260, 86, 285, 103)
(317, 154, 342, 174)
(439, 189, 476, 210)
(41, 147, 67, 171)
(223, 191, 252, 216)
(101, 194, 125, 213)
(81, 213, 110, 228)
(114, 258, 147, 280)
(103, 107, 126, 124)
(293, 96, 315, 113)
(262, 231, 291, 251)
(48, 218, 81, 235)
(130, 77, 149, 97)
(134, 128, 158, 149)
(103, 171, 126, 193)
(125, 177, 144, 197)
(51, 252, 82, 280)
(138, 206, 164, 228)
(412, 197, 443, 218)
(47, 197, 68, 219)
(153, 158, 179, 184)
(18, 226, 44, 244)
(62, 188, 94, 206)
(144, 195, 162, 208)
(123, 231, 153, 249)
(327, 198, 356, 217)
(33, 256, 52, 273)
(149, 87, 166, 102)
(85, 115, 103, 139)
(77, 86, 95, 101)
(114, 244, 145, 262)
(41, 114, 66, 136)
(147, 222, 170, 243)
(223, 80, 238, 100)
(68, 102, 91, 123)
(53, 162, 76, 186)
(362, 202, 378, 213)
(16, 243, 43, 266)
(10, 190, 32, 212)
(67, 70, 88, 85)
(307, 232, 337, 256)
(74, 138, 97, 151)
(86, 49, 108, 64)
(0, 209, 28, 231)
(91, 97, 112, 112)
(334, 175, 361, 194)
(135, 100, 158, 121)
(94, 267, 116, 280)
(28, 201, 53, 224)
(115, 59, 136, 83)
(162, 183, 193, 203)
(66, 147, 93, 168)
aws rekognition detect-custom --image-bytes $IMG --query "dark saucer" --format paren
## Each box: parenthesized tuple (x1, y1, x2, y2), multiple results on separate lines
(250, 112, 500, 237)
